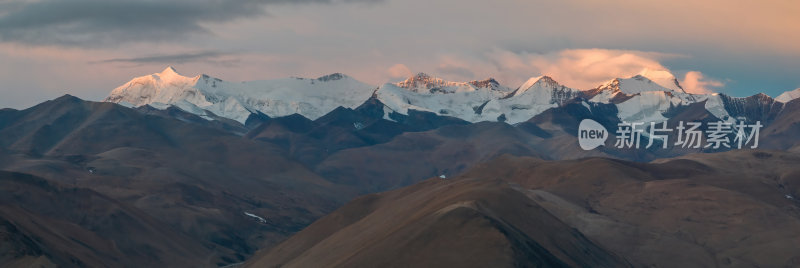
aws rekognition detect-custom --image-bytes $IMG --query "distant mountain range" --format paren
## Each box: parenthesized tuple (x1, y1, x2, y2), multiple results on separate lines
(105, 67, 800, 126)
(1, 67, 799, 267)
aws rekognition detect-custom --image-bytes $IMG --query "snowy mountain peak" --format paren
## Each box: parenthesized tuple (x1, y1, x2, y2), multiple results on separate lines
(513, 76, 570, 97)
(105, 68, 375, 124)
(588, 72, 702, 123)
(597, 78, 622, 93)
(536, 75, 557, 83)
(596, 75, 674, 96)
(105, 66, 200, 107)
(776, 88, 800, 103)
(376, 71, 581, 124)
(394, 73, 487, 94)
(469, 78, 499, 88)
(397, 73, 451, 89)
(160, 66, 181, 76)
(517, 76, 561, 93)
(531, 75, 560, 88)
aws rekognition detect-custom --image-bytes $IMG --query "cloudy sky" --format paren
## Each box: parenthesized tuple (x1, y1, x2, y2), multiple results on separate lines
(0, 0, 798, 109)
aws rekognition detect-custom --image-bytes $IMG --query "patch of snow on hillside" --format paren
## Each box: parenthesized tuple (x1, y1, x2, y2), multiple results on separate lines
(244, 212, 267, 224)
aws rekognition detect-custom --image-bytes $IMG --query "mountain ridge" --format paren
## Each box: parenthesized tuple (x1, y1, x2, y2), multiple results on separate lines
(4, 86, 800, 266)
(104, 67, 800, 128)
(103, 67, 800, 129)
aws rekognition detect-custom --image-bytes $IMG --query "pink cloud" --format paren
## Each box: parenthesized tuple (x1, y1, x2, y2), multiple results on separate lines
(387, 64, 412, 79)
(378, 49, 694, 91)
(458, 48, 686, 89)
(681, 71, 723, 94)
(530, 49, 681, 89)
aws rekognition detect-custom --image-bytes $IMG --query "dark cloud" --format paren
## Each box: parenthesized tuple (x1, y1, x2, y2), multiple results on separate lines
(0, 0, 381, 47)
(94, 50, 241, 66)
(98, 51, 224, 63)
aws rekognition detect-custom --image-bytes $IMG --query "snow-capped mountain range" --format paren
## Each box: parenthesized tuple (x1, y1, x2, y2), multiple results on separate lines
(105, 67, 376, 123)
(105, 67, 800, 125)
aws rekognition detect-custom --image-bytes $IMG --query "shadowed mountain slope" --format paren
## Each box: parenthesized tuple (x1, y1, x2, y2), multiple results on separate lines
(0, 171, 211, 267)
(249, 150, 800, 267)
